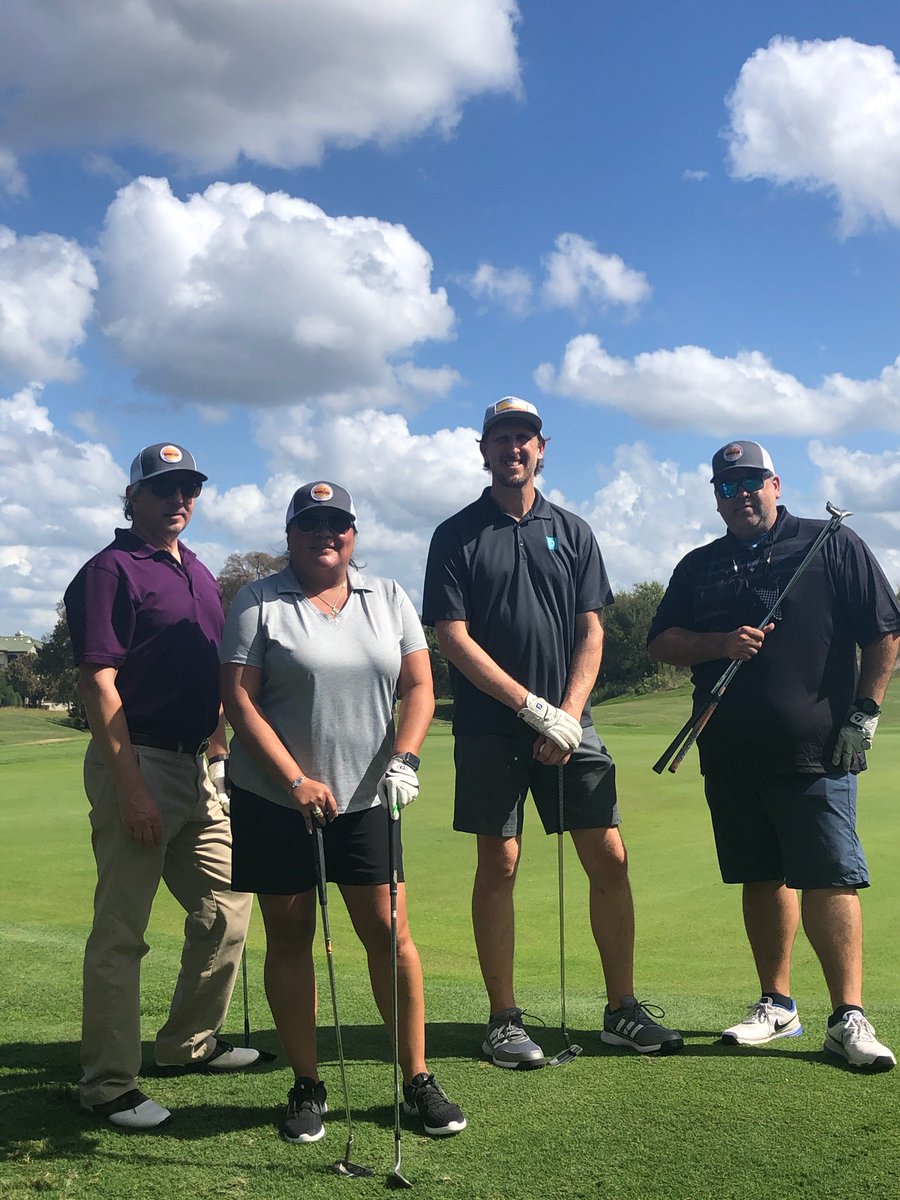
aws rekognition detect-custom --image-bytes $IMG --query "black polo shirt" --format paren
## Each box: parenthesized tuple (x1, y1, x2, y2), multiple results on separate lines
(422, 488, 613, 736)
(647, 507, 900, 776)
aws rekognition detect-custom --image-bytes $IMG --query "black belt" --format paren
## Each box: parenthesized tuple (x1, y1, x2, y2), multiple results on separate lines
(129, 732, 210, 757)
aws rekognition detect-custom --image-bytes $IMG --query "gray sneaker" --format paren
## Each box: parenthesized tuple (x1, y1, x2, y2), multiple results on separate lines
(482, 1007, 545, 1069)
(601, 996, 684, 1055)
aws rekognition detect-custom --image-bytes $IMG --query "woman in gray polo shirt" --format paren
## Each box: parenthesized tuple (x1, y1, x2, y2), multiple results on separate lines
(220, 481, 465, 1145)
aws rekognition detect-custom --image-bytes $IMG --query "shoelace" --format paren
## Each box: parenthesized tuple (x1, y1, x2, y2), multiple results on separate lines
(491, 1008, 546, 1044)
(744, 1000, 777, 1024)
(627, 999, 668, 1024)
(841, 1011, 876, 1041)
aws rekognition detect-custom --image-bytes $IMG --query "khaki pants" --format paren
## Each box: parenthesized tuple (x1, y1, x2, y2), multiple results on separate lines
(80, 741, 252, 1107)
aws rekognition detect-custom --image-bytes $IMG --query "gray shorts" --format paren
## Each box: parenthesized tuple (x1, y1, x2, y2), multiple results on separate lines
(703, 771, 869, 890)
(453, 725, 619, 837)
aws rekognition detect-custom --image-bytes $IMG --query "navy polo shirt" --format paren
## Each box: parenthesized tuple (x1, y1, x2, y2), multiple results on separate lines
(65, 528, 225, 745)
(422, 488, 613, 736)
(648, 507, 900, 776)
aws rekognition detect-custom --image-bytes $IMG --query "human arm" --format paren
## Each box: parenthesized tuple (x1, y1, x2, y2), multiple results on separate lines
(533, 609, 603, 766)
(648, 624, 775, 667)
(832, 631, 900, 769)
(77, 664, 164, 847)
(220, 661, 338, 830)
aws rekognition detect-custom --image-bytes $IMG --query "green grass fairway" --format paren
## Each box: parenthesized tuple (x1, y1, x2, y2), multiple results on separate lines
(1, 696, 898, 1199)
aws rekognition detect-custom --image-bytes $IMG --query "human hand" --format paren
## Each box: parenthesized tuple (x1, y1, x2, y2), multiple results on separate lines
(377, 756, 420, 820)
(289, 777, 339, 833)
(722, 624, 775, 661)
(208, 757, 230, 815)
(532, 735, 572, 766)
(832, 703, 880, 771)
(118, 785, 164, 847)
(517, 693, 583, 753)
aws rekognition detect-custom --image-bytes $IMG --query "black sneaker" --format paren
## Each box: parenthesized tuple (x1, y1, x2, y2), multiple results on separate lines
(402, 1073, 466, 1137)
(281, 1077, 327, 1143)
(601, 996, 684, 1055)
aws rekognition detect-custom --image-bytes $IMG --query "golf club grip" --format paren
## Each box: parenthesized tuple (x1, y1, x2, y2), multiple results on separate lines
(667, 700, 717, 773)
(652, 711, 698, 773)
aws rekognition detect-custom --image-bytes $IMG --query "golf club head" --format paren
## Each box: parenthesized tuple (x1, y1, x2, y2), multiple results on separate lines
(546, 1042, 584, 1067)
(386, 1169, 414, 1189)
(332, 1160, 375, 1179)
(825, 501, 852, 521)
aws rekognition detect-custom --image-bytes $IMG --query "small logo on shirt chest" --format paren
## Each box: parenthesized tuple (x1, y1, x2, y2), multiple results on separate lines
(546, 536, 558, 551)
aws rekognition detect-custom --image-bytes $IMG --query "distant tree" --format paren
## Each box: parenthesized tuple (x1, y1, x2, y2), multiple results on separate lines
(594, 581, 686, 700)
(423, 624, 452, 700)
(37, 602, 83, 720)
(0, 670, 22, 707)
(5, 654, 46, 707)
(217, 551, 285, 612)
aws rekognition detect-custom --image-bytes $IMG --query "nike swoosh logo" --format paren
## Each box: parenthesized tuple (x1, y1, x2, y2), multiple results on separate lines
(774, 1019, 795, 1031)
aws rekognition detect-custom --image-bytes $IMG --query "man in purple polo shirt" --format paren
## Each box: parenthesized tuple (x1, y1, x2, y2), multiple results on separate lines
(65, 442, 258, 1130)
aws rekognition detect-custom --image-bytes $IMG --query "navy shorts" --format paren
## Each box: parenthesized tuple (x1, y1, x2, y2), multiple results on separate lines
(230, 784, 402, 894)
(703, 772, 869, 890)
(453, 725, 619, 837)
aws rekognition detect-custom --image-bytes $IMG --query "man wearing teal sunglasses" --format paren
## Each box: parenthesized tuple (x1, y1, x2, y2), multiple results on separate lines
(648, 439, 900, 1074)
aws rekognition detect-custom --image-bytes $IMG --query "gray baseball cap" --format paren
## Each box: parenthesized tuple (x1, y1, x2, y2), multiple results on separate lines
(285, 481, 357, 528)
(130, 442, 208, 484)
(710, 440, 776, 482)
(481, 396, 543, 438)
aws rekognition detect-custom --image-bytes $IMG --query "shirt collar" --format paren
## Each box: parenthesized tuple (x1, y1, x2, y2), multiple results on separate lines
(113, 526, 196, 564)
(276, 564, 373, 595)
(480, 486, 552, 524)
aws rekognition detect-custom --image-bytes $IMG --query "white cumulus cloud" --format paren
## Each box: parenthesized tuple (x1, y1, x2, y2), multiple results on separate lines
(462, 263, 534, 316)
(727, 36, 900, 234)
(0, 227, 97, 382)
(0, 0, 521, 172)
(96, 177, 456, 407)
(541, 233, 651, 313)
(536, 334, 900, 435)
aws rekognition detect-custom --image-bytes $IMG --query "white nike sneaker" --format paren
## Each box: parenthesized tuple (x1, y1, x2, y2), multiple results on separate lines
(824, 1011, 896, 1072)
(722, 997, 802, 1046)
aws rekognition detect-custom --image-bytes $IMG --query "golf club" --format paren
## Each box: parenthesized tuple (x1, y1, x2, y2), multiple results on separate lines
(546, 766, 583, 1068)
(313, 824, 374, 1180)
(237, 943, 275, 1060)
(386, 811, 413, 1189)
(652, 501, 852, 774)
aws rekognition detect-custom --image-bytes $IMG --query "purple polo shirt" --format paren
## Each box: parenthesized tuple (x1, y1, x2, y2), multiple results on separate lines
(64, 528, 224, 745)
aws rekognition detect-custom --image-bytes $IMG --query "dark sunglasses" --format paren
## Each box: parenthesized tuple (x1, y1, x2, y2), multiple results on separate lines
(146, 476, 203, 499)
(714, 475, 768, 500)
(292, 510, 354, 535)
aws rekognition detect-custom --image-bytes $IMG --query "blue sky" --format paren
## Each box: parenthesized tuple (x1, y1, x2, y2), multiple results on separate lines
(3, 0, 900, 636)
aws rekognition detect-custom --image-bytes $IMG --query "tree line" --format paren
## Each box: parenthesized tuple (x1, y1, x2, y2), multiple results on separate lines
(1, 552, 685, 715)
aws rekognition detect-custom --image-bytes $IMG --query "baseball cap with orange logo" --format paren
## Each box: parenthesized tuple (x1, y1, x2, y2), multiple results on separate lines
(481, 396, 543, 438)
(285, 481, 357, 529)
(129, 442, 208, 484)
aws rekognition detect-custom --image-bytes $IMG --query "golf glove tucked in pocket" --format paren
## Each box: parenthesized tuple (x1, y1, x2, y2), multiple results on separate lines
(377, 756, 419, 820)
(208, 757, 231, 815)
(832, 703, 879, 772)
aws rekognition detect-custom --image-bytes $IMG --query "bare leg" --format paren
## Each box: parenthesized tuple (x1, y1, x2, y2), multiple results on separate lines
(570, 827, 634, 1008)
(801, 887, 863, 1010)
(341, 883, 427, 1083)
(742, 881, 799, 997)
(257, 892, 318, 1079)
(472, 835, 522, 1014)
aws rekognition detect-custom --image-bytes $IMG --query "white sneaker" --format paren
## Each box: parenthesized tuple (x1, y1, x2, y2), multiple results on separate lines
(722, 997, 802, 1046)
(824, 1011, 896, 1072)
(83, 1088, 171, 1130)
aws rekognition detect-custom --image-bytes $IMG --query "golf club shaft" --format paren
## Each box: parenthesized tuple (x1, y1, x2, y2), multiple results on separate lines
(241, 946, 250, 1048)
(388, 814, 405, 1177)
(557, 767, 570, 1048)
(313, 824, 357, 1164)
(654, 503, 851, 774)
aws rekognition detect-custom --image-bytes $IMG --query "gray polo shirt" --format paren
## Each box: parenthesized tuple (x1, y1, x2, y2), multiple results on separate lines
(220, 566, 426, 812)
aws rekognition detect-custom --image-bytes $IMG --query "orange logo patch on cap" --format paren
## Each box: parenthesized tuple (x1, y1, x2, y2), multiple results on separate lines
(496, 398, 527, 413)
(159, 445, 183, 464)
(722, 443, 743, 463)
(310, 483, 334, 502)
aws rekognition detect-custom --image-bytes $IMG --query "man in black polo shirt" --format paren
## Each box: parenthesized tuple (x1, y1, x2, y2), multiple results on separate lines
(423, 397, 682, 1066)
(648, 440, 900, 1072)
(65, 443, 258, 1129)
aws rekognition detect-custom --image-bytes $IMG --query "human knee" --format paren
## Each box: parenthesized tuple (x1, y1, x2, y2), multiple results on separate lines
(475, 839, 520, 889)
(576, 830, 629, 884)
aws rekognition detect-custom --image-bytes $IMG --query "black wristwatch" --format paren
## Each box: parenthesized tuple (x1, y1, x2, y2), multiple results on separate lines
(395, 751, 421, 771)
(853, 697, 881, 716)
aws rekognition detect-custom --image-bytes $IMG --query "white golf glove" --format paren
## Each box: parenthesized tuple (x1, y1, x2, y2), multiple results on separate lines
(517, 693, 583, 754)
(832, 703, 880, 772)
(377, 756, 419, 820)
(209, 757, 230, 815)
